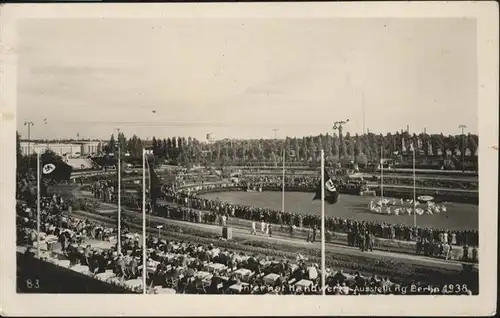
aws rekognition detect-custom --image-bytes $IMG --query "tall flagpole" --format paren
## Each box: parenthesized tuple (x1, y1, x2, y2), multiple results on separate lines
(117, 130, 121, 254)
(145, 158, 152, 228)
(142, 148, 147, 294)
(380, 145, 384, 200)
(412, 144, 416, 227)
(281, 148, 285, 213)
(36, 151, 41, 258)
(320, 149, 326, 296)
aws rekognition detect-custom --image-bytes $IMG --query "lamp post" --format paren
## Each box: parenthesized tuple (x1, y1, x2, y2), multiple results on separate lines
(459, 124, 467, 173)
(24, 121, 34, 172)
(116, 128, 122, 254)
(333, 119, 349, 160)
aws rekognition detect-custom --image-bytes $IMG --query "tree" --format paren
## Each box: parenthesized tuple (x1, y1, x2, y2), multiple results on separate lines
(345, 132, 354, 158)
(323, 134, 333, 160)
(307, 137, 317, 162)
(331, 134, 339, 158)
(354, 134, 362, 157)
(467, 133, 478, 156)
(385, 133, 394, 155)
(108, 134, 116, 154)
(165, 138, 172, 158)
(338, 133, 347, 159)
(300, 137, 308, 162)
(421, 133, 430, 157)
(316, 135, 324, 158)
(394, 131, 402, 154)
(152, 137, 159, 156)
(291, 138, 301, 162)
(16, 131, 22, 158)
(117, 132, 127, 156)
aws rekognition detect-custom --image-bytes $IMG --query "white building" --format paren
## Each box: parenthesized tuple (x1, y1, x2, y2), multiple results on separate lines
(20, 141, 103, 157)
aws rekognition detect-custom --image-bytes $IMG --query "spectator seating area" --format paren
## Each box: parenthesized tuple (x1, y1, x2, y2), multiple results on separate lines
(16, 195, 473, 295)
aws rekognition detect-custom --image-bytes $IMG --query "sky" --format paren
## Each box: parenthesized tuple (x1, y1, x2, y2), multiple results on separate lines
(16, 18, 478, 141)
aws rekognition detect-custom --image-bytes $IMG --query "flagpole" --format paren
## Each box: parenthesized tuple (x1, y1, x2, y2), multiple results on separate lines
(145, 158, 151, 228)
(320, 149, 326, 296)
(142, 148, 147, 294)
(36, 151, 41, 258)
(380, 145, 384, 201)
(412, 144, 416, 228)
(281, 148, 285, 213)
(117, 135, 121, 254)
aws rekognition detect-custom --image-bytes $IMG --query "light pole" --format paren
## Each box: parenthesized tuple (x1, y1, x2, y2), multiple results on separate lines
(459, 124, 467, 173)
(24, 121, 34, 172)
(333, 119, 349, 161)
(272, 128, 278, 140)
(116, 128, 122, 254)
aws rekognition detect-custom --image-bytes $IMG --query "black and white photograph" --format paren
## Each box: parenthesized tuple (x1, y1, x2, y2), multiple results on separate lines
(0, 2, 498, 317)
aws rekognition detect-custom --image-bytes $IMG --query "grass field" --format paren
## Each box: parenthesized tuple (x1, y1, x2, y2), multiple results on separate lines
(200, 191, 478, 230)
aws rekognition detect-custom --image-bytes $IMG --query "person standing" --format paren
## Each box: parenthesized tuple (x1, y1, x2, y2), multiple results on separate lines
(462, 245, 469, 261)
(471, 246, 478, 262)
(360, 233, 366, 252)
(367, 232, 374, 252)
(222, 214, 227, 227)
(251, 221, 257, 235)
(443, 242, 450, 260)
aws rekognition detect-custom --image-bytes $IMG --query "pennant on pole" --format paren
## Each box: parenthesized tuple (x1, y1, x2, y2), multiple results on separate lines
(41, 156, 73, 181)
(313, 168, 339, 204)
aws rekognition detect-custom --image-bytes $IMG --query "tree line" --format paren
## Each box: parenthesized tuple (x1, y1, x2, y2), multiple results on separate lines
(16, 130, 479, 169)
(106, 131, 478, 167)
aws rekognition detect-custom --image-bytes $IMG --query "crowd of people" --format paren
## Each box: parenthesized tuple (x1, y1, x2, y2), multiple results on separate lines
(16, 196, 473, 295)
(89, 180, 117, 203)
(378, 176, 478, 190)
(240, 175, 367, 193)
(16, 167, 478, 295)
(162, 183, 479, 249)
(239, 172, 477, 191)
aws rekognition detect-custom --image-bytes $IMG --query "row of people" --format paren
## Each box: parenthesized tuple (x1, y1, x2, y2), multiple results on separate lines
(162, 183, 478, 247)
(241, 174, 477, 190)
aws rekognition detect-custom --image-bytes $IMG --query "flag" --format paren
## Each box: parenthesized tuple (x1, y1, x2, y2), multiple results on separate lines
(313, 168, 339, 204)
(147, 160, 162, 207)
(41, 156, 73, 181)
(409, 142, 415, 152)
